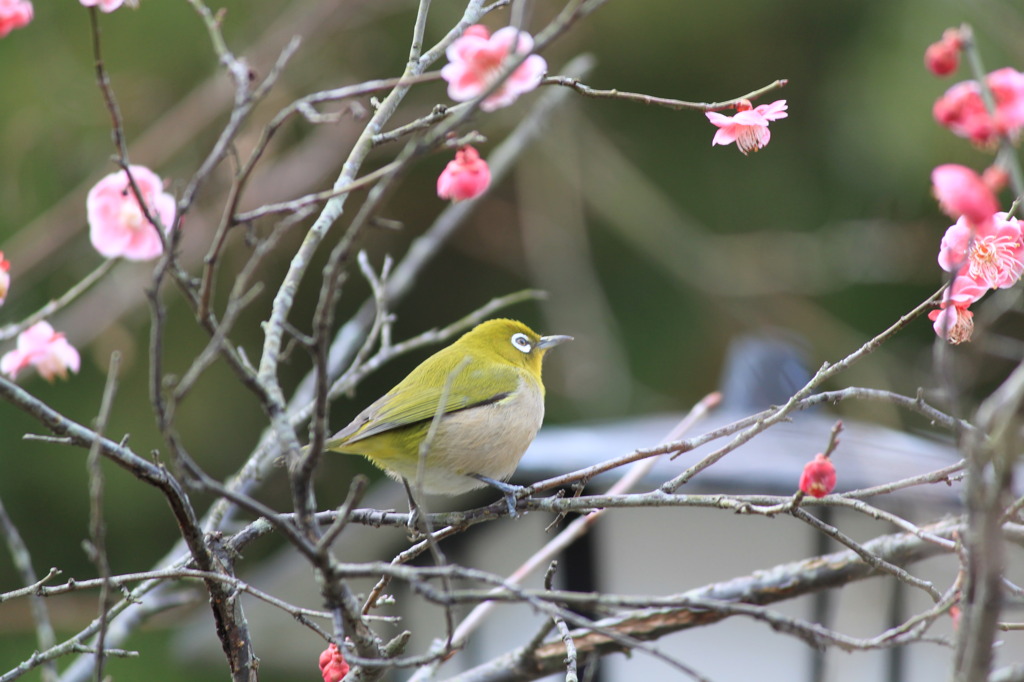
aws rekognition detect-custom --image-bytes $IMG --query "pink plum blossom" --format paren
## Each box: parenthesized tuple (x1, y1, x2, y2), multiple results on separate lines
(928, 275, 986, 345)
(436, 146, 491, 202)
(706, 99, 788, 155)
(441, 24, 547, 112)
(0, 252, 9, 306)
(1, 321, 81, 382)
(87, 165, 176, 261)
(929, 305, 974, 344)
(0, 0, 33, 38)
(943, 273, 987, 307)
(938, 212, 1024, 289)
(931, 164, 999, 227)
(79, 0, 125, 12)
(933, 67, 1024, 145)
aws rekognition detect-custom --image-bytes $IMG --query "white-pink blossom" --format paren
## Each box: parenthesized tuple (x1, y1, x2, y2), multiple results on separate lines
(929, 304, 974, 344)
(706, 99, 788, 155)
(87, 165, 176, 261)
(928, 275, 987, 345)
(1, 321, 81, 382)
(441, 24, 547, 112)
(938, 212, 1024, 289)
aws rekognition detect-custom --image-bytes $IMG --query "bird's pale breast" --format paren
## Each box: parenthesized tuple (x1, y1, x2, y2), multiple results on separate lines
(384, 374, 545, 495)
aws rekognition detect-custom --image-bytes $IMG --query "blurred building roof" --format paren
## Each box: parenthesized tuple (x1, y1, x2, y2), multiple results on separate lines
(518, 332, 962, 506)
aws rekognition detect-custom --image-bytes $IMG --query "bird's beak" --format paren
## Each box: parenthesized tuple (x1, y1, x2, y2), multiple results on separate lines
(537, 334, 573, 350)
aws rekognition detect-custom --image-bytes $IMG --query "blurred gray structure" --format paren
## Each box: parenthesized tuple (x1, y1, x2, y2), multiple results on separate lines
(520, 332, 961, 504)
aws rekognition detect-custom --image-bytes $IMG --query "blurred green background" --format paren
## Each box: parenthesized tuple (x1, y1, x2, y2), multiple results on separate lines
(1, 0, 1021, 679)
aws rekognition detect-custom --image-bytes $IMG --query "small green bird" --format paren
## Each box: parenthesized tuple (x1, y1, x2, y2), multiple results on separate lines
(325, 318, 571, 514)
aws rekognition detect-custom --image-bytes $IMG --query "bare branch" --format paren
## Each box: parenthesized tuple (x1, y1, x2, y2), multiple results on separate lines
(0, 500, 58, 682)
(543, 75, 788, 112)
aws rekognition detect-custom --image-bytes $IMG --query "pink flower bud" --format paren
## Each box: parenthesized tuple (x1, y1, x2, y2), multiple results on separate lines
(0, 252, 9, 306)
(437, 146, 491, 202)
(924, 29, 962, 76)
(319, 643, 349, 682)
(931, 164, 999, 227)
(799, 453, 836, 498)
(0, 0, 32, 38)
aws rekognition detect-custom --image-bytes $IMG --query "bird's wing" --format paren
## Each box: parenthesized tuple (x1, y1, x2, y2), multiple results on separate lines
(332, 360, 522, 445)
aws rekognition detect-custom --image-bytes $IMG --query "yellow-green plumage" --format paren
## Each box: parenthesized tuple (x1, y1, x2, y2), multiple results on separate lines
(325, 319, 571, 496)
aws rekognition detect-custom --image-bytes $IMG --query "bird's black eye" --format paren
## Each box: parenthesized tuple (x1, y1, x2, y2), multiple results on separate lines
(510, 332, 532, 354)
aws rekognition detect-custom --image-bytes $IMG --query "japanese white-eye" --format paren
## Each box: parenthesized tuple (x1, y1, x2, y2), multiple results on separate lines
(325, 319, 571, 512)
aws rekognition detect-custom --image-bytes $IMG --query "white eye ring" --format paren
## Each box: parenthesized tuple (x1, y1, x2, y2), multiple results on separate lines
(511, 332, 532, 354)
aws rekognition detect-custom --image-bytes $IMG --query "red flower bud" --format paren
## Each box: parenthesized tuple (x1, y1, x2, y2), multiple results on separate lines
(437, 146, 491, 202)
(925, 42, 959, 77)
(799, 453, 836, 498)
(925, 29, 962, 76)
(319, 643, 349, 682)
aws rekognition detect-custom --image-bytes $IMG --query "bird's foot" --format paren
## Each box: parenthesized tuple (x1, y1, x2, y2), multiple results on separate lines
(401, 479, 429, 538)
(471, 474, 528, 518)
(405, 507, 426, 539)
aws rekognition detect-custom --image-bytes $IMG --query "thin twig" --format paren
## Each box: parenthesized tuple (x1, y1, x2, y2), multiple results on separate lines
(84, 351, 121, 682)
(0, 500, 58, 682)
(543, 75, 788, 112)
(0, 259, 117, 342)
(661, 288, 946, 493)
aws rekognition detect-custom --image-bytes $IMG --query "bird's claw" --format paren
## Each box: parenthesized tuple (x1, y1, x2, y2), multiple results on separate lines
(472, 474, 528, 518)
(502, 491, 520, 518)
